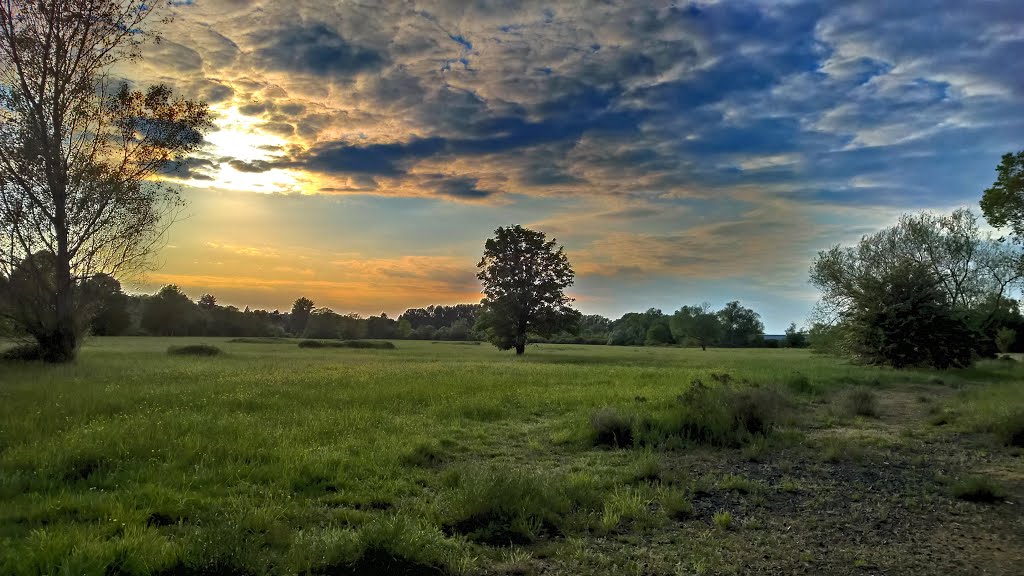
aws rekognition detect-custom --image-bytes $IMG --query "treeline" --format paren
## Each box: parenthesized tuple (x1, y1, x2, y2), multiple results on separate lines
(66, 281, 812, 348)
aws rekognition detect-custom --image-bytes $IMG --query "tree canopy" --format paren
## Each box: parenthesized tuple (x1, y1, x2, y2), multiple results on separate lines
(980, 150, 1024, 240)
(475, 225, 580, 355)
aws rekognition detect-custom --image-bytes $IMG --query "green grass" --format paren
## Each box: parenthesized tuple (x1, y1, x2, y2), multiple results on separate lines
(0, 338, 1022, 575)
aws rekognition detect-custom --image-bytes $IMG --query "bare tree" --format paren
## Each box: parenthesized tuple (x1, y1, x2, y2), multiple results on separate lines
(0, 1, 211, 361)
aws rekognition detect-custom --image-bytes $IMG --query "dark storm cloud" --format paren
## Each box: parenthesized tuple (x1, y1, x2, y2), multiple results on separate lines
(251, 22, 387, 77)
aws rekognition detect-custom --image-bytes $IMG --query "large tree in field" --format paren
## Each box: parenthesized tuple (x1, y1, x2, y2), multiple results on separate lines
(475, 225, 580, 355)
(669, 303, 721, 351)
(716, 301, 764, 347)
(0, 1, 211, 361)
(980, 151, 1024, 240)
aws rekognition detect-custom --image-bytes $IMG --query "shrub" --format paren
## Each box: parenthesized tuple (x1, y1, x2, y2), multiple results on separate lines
(590, 407, 635, 448)
(227, 337, 286, 344)
(842, 387, 879, 418)
(167, 344, 222, 356)
(298, 340, 396, 349)
(441, 466, 570, 545)
(1, 343, 43, 361)
(785, 373, 814, 395)
(641, 383, 788, 447)
(951, 476, 1006, 503)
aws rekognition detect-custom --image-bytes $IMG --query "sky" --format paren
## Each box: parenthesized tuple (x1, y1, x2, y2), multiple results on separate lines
(125, 0, 1024, 333)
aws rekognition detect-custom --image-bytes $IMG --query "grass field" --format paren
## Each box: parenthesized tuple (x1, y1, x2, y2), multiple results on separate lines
(1, 338, 1022, 575)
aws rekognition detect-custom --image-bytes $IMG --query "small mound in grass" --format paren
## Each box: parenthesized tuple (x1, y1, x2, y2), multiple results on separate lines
(298, 340, 396, 349)
(167, 344, 223, 357)
(227, 337, 287, 344)
(1, 343, 43, 361)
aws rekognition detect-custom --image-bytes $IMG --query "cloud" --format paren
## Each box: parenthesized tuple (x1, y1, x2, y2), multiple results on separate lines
(250, 22, 387, 78)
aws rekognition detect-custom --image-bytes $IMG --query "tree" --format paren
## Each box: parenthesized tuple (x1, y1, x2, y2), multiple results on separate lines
(85, 274, 130, 336)
(0, 1, 212, 361)
(980, 150, 1024, 240)
(811, 209, 1022, 337)
(783, 322, 807, 348)
(290, 297, 315, 335)
(141, 285, 198, 336)
(669, 304, 721, 351)
(644, 322, 674, 345)
(198, 294, 218, 310)
(475, 225, 580, 355)
(302, 307, 340, 339)
(843, 263, 974, 369)
(996, 327, 1016, 354)
(716, 301, 764, 347)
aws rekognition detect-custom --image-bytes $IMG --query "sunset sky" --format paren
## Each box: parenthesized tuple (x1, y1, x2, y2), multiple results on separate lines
(127, 0, 1024, 332)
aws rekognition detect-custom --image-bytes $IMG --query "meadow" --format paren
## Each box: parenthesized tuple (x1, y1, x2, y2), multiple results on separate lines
(0, 338, 1021, 575)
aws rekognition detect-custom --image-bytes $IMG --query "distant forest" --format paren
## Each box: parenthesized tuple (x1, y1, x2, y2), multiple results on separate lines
(75, 280, 811, 349)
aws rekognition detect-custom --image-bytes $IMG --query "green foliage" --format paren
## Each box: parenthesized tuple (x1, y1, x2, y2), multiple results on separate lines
(166, 344, 222, 357)
(669, 304, 722, 350)
(979, 150, 1024, 239)
(951, 476, 1006, 503)
(142, 285, 201, 336)
(289, 297, 315, 336)
(995, 327, 1016, 354)
(476, 225, 580, 355)
(590, 407, 635, 448)
(717, 301, 765, 347)
(784, 323, 808, 348)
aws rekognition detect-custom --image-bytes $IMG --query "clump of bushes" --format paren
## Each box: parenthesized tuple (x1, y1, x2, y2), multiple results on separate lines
(298, 340, 396, 349)
(1, 343, 43, 361)
(842, 387, 879, 418)
(440, 466, 571, 544)
(590, 407, 635, 448)
(167, 344, 222, 356)
(951, 476, 1006, 503)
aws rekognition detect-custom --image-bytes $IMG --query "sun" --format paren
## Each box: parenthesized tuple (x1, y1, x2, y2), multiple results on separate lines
(175, 104, 313, 194)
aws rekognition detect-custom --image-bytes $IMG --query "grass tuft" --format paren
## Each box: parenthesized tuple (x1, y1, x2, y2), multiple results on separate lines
(951, 476, 1007, 503)
(842, 387, 879, 418)
(713, 510, 732, 531)
(590, 407, 635, 448)
(166, 344, 222, 356)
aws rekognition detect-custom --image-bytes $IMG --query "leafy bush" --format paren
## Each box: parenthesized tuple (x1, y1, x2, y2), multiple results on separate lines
(298, 339, 396, 349)
(842, 387, 879, 418)
(951, 476, 1006, 503)
(590, 407, 635, 448)
(167, 344, 222, 356)
(1, 343, 43, 361)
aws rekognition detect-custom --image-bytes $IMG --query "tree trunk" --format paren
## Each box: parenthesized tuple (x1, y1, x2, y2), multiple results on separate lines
(515, 331, 526, 355)
(46, 247, 78, 362)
